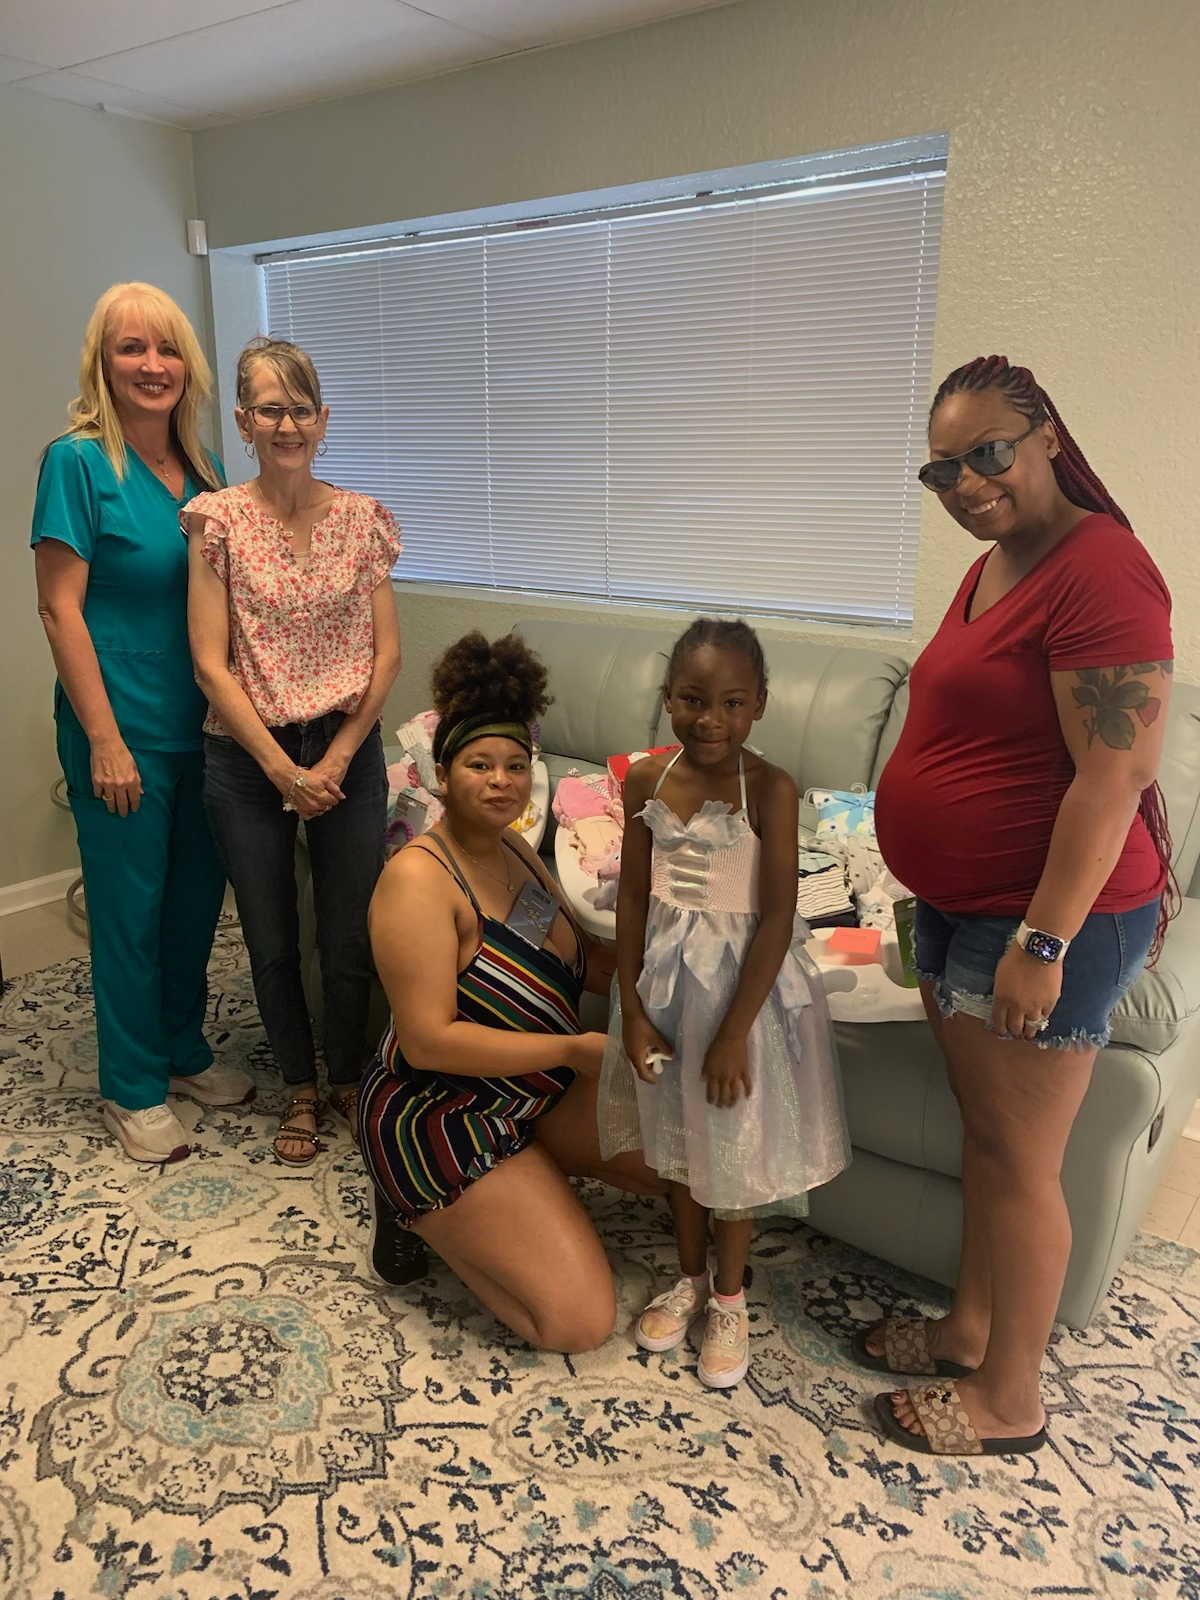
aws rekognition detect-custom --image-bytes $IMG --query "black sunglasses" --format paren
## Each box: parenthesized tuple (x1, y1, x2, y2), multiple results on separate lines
(918, 421, 1042, 493)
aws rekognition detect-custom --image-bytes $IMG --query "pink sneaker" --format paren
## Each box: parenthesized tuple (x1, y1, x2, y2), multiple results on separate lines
(636, 1275, 708, 1352)
(697, 1297, 750, 1388)
(102, 1101, 189, 1164)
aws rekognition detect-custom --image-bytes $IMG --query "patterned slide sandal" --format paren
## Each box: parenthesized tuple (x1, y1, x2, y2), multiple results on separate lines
(873, 1379, 1047, 1457)
(850, 1317, 974, 1378)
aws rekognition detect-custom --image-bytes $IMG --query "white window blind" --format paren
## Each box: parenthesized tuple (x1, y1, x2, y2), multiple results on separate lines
(263, 163, 943, 626)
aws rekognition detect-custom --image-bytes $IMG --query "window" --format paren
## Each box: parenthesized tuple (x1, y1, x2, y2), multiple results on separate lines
(262, 145, 944, 626)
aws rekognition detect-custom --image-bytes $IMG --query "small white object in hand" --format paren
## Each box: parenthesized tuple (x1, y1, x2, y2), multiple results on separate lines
(646, 1050, 671, 1076)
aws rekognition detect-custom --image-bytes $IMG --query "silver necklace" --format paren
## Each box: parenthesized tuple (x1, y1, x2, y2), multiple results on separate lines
(251, 479, 319, 540)
(442, 825, 514, 892)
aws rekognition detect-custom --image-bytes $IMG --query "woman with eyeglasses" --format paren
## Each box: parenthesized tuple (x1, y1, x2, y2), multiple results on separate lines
(183, 337, 402, 1165)
(32, 282, 251, 1165)
(866, 356, 1174, 1457)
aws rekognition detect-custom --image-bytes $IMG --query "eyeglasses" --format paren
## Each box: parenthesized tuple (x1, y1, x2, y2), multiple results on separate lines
(244, 403, 320, 427)
(918, 422, 1041, 493)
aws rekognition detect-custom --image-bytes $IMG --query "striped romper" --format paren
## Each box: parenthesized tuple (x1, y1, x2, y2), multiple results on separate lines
(358, 835, 586, 1223)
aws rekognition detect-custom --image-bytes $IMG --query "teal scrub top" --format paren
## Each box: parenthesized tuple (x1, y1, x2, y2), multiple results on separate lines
(30, 435, 224, 752)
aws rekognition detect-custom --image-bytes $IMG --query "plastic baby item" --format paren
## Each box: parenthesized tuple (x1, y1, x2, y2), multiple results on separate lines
(826, 926, 883, 965)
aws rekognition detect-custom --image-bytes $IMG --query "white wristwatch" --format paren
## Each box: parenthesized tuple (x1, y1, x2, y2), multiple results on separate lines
(1015, 921, 1071, 964)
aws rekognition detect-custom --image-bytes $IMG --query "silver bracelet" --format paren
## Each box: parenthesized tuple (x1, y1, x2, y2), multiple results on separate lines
(282, 769, 308, 813)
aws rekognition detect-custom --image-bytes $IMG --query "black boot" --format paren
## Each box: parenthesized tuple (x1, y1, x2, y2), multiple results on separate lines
(369, 1187, 429, 1286)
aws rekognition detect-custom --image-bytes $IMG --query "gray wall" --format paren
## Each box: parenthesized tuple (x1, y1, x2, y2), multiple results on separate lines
(0, 87, 206, 890)
(192, 0, 1200, 730)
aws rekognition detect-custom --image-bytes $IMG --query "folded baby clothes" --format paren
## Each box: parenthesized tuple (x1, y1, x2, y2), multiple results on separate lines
(574, 814, 623, 875)
(805, 785, 876, 841)
(795, 850, 855, 923)
(552, 773, 613, 828)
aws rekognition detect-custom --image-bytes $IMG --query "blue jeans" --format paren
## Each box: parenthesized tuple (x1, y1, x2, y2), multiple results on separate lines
(203, 716, 387, 1088)
(914, 896, 1160, 1051)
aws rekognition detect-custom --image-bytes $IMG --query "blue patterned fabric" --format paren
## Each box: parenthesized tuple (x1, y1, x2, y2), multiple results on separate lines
(2, 926, 1199, 1599)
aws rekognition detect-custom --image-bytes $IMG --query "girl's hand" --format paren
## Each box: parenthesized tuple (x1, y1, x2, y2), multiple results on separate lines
(702, 1033, 752, 1108)
(567, 1032, 607, 1078)
(91, 737, 142, 816)
(991, 943, 1064, 1041)
(623, 1014, 675, 1084)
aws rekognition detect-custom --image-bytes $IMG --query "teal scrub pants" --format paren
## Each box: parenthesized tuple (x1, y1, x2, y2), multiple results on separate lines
(58, 725, 227, 1109)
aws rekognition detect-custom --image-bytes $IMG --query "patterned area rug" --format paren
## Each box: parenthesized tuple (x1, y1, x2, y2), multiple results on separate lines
(2, 929, 1200, 1600)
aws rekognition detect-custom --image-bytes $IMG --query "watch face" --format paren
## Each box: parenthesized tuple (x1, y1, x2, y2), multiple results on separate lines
(1025, 930, 1064, 963)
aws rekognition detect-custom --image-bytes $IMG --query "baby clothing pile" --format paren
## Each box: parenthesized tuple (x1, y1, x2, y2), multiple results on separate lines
(795, 850, 857, 927)
(799, 786, 909, 931)
(552, 773, 624, 904)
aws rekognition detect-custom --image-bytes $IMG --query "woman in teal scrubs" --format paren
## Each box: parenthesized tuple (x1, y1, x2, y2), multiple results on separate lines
(32, 282, 253, 1164)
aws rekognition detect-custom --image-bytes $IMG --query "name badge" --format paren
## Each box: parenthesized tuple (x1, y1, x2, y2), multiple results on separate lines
(505, 879, 559, 950)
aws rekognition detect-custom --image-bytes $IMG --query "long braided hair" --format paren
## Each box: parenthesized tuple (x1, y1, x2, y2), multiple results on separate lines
(932, 356, 1177, 961)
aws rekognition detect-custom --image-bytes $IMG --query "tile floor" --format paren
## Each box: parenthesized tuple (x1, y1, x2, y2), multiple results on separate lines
(2, 897, 1199, 1246)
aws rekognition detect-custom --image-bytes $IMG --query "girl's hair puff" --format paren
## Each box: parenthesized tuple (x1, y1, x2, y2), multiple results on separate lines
(664, 617, 768, 697)
(60, 282, 220, 489)
(430, 631, 552, 730)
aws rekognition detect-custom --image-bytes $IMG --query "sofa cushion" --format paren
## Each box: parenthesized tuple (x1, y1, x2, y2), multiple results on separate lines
(1109, 895, 1200, 1054)
(514, 619, 677, 767)
(654, 639, 909, 796)
(1153, 681, 1200, 896)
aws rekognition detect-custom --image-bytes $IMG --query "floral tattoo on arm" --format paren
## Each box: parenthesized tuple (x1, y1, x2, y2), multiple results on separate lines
(1072, 661, 1173, 750)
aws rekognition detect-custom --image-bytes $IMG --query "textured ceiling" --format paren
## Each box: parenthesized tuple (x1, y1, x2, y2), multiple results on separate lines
(0, 0, 732, 128)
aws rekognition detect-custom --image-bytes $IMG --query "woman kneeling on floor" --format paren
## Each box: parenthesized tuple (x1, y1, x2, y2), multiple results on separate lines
(359, 631, 661, 1351)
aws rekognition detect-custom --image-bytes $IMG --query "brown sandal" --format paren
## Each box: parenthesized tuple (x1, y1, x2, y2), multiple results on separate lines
(873, 1379, 1047, 1457)
(328, 1084, 360, 1144)
(273, 1096, 325, 1167)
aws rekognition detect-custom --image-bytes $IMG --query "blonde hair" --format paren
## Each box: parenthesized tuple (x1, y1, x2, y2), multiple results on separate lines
(236, 336, 323, 409)
(63, 282, 221, 489)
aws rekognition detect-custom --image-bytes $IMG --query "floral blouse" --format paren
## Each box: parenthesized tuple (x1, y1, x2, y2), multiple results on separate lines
(182, 484, 402, 733)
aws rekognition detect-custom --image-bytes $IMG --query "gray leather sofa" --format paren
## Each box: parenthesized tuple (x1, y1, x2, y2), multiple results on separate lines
(508, 617, 1200, 1329)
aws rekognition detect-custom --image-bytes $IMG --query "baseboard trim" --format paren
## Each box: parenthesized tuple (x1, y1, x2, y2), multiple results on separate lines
(0, 868, 80, 917)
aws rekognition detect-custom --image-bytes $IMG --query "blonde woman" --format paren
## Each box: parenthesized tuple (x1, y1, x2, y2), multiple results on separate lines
(32, 283, 252, 1165)
(185, 339, 402, 1166)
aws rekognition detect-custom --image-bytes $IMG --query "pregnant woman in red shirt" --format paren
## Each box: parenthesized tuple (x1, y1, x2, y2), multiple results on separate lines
(867, 356, 1174, 1456)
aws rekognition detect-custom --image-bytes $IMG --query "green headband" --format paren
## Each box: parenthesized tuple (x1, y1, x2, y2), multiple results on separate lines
(434, 713, 533, 770)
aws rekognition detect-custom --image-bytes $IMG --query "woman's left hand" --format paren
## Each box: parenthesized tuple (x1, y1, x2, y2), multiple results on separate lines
(304, 751, 349, 814)
(991, 944, 1064, 1041)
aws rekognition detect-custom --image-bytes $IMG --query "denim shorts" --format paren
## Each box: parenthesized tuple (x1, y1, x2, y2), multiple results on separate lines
(913, 897, 1160, 1051)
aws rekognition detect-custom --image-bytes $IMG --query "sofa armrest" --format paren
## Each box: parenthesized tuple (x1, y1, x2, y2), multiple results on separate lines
(1109, 896, 1200, 1054)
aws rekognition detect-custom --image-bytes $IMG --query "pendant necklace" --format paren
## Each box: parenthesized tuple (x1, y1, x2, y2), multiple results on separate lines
(442, 825, 514, 892)
(134, 443, 176, 486)
(253, 479, 316, 541)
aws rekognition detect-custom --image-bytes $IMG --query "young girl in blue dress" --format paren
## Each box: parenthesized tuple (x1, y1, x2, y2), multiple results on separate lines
(600, 618, 848, 1387)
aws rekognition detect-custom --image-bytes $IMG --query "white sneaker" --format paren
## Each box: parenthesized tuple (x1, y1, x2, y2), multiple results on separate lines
(168, 1064, 255, 1107)
(636, 1274, 709, 1352)
(102, 1101, 190, 1163)
(697, 1297, 750, 1388)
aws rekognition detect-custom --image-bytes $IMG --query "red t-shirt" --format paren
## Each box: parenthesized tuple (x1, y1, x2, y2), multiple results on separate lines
(875, 514, 1172, 914)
